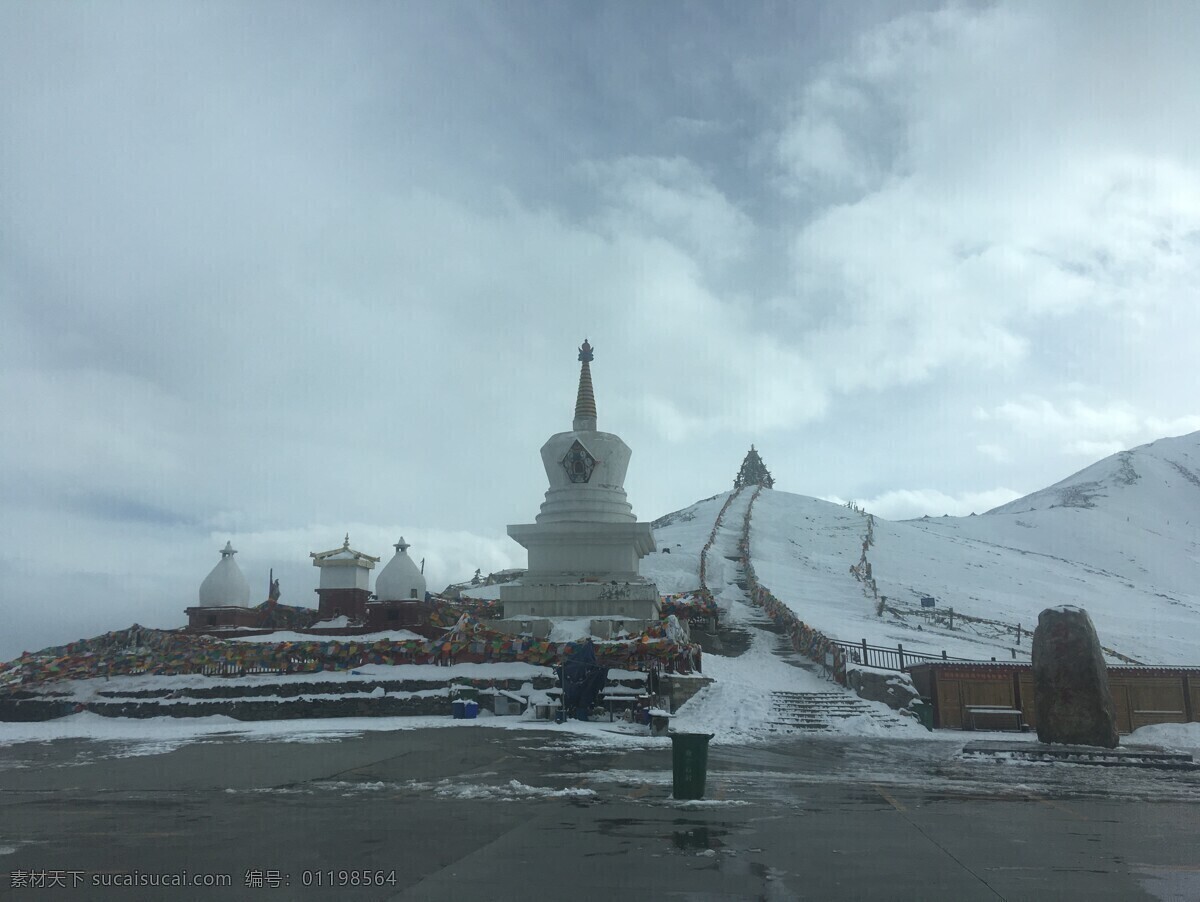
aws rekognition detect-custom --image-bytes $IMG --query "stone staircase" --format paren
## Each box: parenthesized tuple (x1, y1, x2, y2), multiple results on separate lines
(754, 608, 911, 733)
(766, 690, 906, 733)
(709, 491, 910, 736)
(765, 627, 913, 732)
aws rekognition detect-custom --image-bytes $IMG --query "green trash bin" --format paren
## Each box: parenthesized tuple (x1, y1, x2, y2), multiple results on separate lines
(912, 700, 934, 732)
(670, 732, 715, 800)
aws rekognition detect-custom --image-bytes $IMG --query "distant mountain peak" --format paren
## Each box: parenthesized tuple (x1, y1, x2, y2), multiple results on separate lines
(987, 431, 1199, 516)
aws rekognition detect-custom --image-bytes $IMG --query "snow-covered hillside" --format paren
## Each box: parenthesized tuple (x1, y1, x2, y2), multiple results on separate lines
(644, 432, 1200, 666)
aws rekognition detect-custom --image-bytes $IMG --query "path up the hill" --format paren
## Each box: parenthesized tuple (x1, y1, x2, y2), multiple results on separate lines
(671, 490, 919, 740)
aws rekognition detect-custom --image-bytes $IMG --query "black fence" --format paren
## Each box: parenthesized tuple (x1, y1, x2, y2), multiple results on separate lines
(832, 639, 977, 671)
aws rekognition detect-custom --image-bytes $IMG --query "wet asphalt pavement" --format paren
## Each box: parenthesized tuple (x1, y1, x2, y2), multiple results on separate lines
(2, 726, 1199, 901)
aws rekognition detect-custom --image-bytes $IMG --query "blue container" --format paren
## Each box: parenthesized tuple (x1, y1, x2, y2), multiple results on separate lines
(451, 699, 466, 719)
(464, 700, 479, 719)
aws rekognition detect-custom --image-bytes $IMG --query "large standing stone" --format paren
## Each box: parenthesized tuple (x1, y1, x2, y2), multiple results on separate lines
(1032, 606, 1119, 748)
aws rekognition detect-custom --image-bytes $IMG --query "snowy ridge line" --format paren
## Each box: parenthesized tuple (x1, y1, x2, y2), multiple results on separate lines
(697, 486, 746, 602)
(740, 486, 851, 686)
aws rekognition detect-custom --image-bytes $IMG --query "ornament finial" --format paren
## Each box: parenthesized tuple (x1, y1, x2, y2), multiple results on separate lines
(573, 339, 597, 430)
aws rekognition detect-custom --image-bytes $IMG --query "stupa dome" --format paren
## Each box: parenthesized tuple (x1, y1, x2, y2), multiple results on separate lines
(198, 541, 252, 608)
(375, 538, 426, 601)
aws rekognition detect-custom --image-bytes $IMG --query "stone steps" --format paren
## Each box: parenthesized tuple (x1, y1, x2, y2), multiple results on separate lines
(766, 690, 908, 733)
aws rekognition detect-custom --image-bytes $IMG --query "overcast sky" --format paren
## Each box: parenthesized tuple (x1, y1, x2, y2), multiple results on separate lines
(3, 1, 1199, 660)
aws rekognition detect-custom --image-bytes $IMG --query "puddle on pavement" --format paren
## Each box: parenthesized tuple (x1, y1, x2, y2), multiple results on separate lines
(592, 817, 653, 836)
(590, 817, 736, 854)
(671, 823, 727, 851)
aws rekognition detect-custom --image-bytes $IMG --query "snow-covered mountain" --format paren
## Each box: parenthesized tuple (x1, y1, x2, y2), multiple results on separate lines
(643, 432, 1200, 666)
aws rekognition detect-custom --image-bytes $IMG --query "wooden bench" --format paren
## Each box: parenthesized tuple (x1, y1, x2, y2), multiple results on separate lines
(963, 705, 1027, 732)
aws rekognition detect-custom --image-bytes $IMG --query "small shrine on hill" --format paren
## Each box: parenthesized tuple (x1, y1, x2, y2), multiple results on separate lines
(734, 445, 774, 489)
(499, 340, 660, 637)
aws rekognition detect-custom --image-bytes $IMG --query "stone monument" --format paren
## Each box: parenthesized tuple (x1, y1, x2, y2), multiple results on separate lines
(1031, 606, 1119, 748)
(500, 340, 659, 636)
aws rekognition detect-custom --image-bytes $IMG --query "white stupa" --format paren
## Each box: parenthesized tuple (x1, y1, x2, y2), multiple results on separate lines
(501, 340, 659, 628)
(198, 541, 252, 608)
(375, 537, 427, 601)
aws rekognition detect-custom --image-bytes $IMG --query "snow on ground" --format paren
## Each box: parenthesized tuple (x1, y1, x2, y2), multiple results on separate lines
(646, 463, 1200, 744)
(742, 434, 1200, 664)
(0, 710, 672, 756)
(310, 616, 351, 628)
(669, 629, 841, 743)
(655, 489, 929, 743)
(1129, 722, 1200, 752)
(640, 492, 728, 595)
(405, 778, 597, 801)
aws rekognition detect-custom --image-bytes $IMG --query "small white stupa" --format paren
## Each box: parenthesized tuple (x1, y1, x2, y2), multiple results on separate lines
(375, 537, 427, 601)
(198, 541, 252, 608)
(501, 340, 659, 630)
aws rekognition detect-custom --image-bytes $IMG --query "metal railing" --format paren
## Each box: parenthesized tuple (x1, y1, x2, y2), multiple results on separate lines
(831, 639, 978, 671)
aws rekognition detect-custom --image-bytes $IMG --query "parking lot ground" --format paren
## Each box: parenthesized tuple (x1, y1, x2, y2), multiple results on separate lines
(2, 726, 1198, 901)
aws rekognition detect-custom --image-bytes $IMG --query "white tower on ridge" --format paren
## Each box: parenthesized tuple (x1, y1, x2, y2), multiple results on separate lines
(501, 340, 659, 627)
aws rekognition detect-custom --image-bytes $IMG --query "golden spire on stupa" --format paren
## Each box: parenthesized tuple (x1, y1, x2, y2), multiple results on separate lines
(573, 339, 597, 431)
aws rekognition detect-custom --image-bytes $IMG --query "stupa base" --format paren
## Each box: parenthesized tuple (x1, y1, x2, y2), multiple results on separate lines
(500, 580, 661, 622)
(490, 615, 662, 641)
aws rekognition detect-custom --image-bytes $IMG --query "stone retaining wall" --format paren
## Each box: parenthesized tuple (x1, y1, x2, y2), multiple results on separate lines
(662, 675, 713, 712)
(0, 673, 652, 722)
